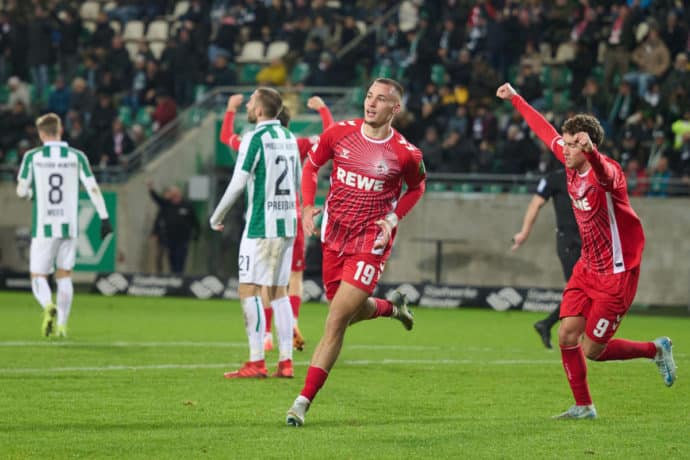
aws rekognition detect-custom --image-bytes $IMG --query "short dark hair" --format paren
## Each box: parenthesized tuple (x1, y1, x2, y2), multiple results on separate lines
(255, 87, 283, 118)
(372, 78, 404, 100)
(277, 105, 291, 127)
(36, 113, 62, 136)
(562, 114, 605, 146)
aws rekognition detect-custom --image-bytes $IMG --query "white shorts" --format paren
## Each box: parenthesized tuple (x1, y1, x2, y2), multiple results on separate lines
(30, 238, 77, 274)
(238, 235, 294, 286)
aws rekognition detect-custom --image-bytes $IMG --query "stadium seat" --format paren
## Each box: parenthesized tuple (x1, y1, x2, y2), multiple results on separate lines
(431, 64, 447, 86)
(289, 62, 310, 84)
(4, 148, 17, 164)
(481, 184, 503, 193)
(135, 108, 152, 127)
(349, 87, 365, 108)
(510, 184, 528, 194)
(0, 85, 8, 104)
(236, 41, 265, 63)
(125, 42, 139, 61)
(427, 182, 448, 192)
(109, 20, 122, 35)
(79, 1, 100, 21)
(171, 1, 190, 20)
(150, 41, 165, 60)
(146, 20, 169, 42)
(239, 63, 262, 84)
(194, 84, 206, 103)
(82, 20, 96, 34)
(122, 20, 145, 42)
(452, 183, 475, 193)
(118, 106, 132, 126)
(372, 63, 393, 78)
(265, 41, 289, 61)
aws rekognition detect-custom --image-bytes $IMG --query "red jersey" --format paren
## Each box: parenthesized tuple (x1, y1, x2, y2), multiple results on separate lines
(512, 95, 645, 274)
(305, 119, 426, 255)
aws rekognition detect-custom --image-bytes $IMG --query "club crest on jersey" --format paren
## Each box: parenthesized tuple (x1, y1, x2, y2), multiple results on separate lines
(375, 160, 389, 176)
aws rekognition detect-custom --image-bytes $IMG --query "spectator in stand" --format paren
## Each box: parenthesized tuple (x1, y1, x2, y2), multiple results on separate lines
(47, 76, 71, 119)
(68, 77, 95, 125)
(206, 55, 236, 88)
(55, 8, 81, 84)
(515, 61, 543, 109)
(5, 76, 30, 111)
(376, 21, 405, 67)
(648, 156, 671, 197)
(80, 53, 101, 92)
(304, 52, 336, 87)
(256, 58, 287, 86)
(171, 28, 199, 107)
(152, 91, 177, 132)
(625, 25, 670, 97)
(660, 10, 688, 59)
(100, 118, 135, 167)
(90, 93, 118, 136)
(624, 158, 648, 197)
(238, 0, 268, 40)
(0, 10, 13, 84)
(418, 125, 443, 172)
(646, 130, 671, 174)
(576, 77, 608, 119)
(0, 101, 32, 153)
(662, 53, 690, 115)
(143, 61, 166, 109)
(26, 4, 53, 102)
(89, 12, 115, 51)
(105, 35, 133, 93)
(603, 3, 639, 91)
(65, 113, 89, 153)
(607, 80, 638, 137)
(499, 124, 540, 174)
(437, 18, 464, 63)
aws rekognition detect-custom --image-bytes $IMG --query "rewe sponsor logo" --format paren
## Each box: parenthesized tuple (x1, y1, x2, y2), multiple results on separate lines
(335, 166, 384, 191)
(570, 194, 592, 211)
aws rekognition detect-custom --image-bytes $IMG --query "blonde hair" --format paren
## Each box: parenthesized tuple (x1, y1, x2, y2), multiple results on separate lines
(36, 113, 62, 137)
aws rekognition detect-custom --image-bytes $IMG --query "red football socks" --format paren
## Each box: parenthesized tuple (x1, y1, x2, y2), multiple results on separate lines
(289, 295, 301, 319)
(596, 339, 657, 361)
(264, 307, 273, 333)
(560, 344, 592, 406)
(300, 366, 329, 401)
(371, 298, 394, 318)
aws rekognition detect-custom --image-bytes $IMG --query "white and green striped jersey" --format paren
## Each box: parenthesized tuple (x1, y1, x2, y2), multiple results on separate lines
(237, 119, 301, 238)
(17, 141, 109, 238)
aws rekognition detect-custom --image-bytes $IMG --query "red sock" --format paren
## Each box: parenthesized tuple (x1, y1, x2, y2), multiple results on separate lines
(371, 298, 393, 318)
(289, 295, 301, 319)
(560, 344, 592, 406)
(300, 366, 329, 401)
(596, 339, 657, 361)
(264, 307, 273, 333)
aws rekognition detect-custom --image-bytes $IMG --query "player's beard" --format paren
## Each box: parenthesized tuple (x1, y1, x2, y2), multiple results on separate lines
(247, 109, 257, 123)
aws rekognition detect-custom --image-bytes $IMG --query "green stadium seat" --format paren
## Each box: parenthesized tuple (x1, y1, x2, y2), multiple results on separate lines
(427, 182, 447, 192)
(510, 184, 528, 194)
(430, 64, 447, 86)
(5, 148, 18, 164)
(452, 183, 475, 193)
(194, 84, 207, 102)
(0, 85, 8, 104)
(350, 87, 365, 108)
(118, 106, 132, 126)
(289, 62, 310, 84)
(135, 108, 152, 127)
(240, 64, 262, 84)
(372, 63, 393, 78)
(481, 184, 503, 193)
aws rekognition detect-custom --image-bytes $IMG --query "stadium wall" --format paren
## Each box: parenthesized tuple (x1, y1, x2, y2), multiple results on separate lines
(384, 192, 690, 307)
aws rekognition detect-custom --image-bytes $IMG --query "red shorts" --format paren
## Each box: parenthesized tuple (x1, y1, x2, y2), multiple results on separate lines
(291, 214, 305, 272)
(561, 260, 640, 343)
(321, 246, 389, 300)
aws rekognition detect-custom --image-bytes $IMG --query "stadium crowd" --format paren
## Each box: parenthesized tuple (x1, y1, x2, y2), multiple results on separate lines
(0, 0, 688, 195)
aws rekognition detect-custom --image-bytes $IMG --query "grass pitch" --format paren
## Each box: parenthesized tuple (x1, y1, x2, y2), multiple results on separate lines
(0, 292, 687, 459)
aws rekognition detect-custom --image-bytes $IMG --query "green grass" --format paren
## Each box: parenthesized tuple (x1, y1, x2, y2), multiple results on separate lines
(0, 292, 688, 460)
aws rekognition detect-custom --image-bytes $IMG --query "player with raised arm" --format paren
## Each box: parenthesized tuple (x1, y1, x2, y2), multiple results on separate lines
(210, 87, 301, 379)
(220, 94, 335, 352)
(285, 78, 426, 427)
(511, 168, 581, 349)
(16, 113, 112, 337)
(497, 82, 676, 419)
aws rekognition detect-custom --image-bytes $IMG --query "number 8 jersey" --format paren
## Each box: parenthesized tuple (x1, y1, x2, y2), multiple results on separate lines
(17, 141, 109, 238)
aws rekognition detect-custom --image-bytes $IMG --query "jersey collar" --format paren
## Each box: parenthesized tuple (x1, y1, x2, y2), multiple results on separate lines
(360, 123, 394, 144)
(255, 119, 281, 129)
(43, 140, 68, 146)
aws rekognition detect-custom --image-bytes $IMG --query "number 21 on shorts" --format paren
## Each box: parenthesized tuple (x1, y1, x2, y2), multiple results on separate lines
(353, 261, 377, 286)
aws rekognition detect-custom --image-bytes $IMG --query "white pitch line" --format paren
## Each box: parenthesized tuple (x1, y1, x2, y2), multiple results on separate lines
(0, 359, 563, 375)
(0, 341, 441, 351)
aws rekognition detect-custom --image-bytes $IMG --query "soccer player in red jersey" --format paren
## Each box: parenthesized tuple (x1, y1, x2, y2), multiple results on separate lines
(220, 94, 334, 357)
(285, 78, 426, 426)
(497, 82, 677, 419)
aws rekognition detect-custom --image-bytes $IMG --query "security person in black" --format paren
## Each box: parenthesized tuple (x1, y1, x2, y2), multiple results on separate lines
(147, 180, 200, 275)
(511, 168, 581, 349)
